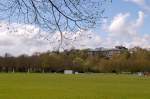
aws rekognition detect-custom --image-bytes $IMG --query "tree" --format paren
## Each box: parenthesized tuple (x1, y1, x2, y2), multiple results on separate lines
(0, 0, 111, 50)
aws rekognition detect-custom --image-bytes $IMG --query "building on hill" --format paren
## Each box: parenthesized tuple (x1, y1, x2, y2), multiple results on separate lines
(88, 46, 128, 58)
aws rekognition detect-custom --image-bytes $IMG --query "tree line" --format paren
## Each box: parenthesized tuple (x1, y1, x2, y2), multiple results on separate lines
(0, 47, 150, 73)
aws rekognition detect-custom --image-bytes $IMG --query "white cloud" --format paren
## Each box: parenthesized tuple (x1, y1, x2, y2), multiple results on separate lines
(103, 11, 150, 48)
(0, 22, 102, 56)
(124, 0, 150, 11)
(0, 10, 149, 56)
(0, 22, 52, 56)
(124, 0, 145, 5)
(135, 11, 145, 27)
(49, 30, 102, 50)
(129, 34, 150, 48)
(104, 11, 144, 37)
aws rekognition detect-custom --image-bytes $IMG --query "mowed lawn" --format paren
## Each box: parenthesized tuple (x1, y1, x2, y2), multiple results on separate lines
(0, 73, 150, 99)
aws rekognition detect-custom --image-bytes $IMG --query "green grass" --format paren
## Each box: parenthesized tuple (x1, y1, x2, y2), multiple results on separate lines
(0, 73, 150, 99)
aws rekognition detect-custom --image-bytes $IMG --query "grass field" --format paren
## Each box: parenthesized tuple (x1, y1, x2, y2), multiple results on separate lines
(0, 73, 150, 99)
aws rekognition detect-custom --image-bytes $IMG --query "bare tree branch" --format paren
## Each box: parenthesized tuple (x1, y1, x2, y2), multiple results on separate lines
(0, 0, 111, 51)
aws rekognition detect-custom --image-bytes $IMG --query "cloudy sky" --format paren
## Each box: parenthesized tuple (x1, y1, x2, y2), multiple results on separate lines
(99, 0, 150, 48)
(0, 0, 150, 56)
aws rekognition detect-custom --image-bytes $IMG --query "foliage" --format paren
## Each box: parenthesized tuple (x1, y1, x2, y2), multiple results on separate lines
(0, 47, 150, 73)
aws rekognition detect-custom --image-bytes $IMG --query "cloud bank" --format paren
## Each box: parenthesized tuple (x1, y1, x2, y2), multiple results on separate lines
(0, 10, 149, 56)
(103, 11, 150, 48)
(124, 0, 150, 12)
(105, 11, 144, 36)
(0, 22, 102, 56)
(0, 22, 51, 56)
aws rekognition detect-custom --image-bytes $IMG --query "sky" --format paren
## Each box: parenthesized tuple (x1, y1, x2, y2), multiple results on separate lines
(0, 0, 150, 56)
(93, 0, 150, 48)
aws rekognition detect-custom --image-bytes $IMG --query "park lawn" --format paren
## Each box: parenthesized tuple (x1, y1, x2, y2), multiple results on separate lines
(0, 73, 150, 99)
